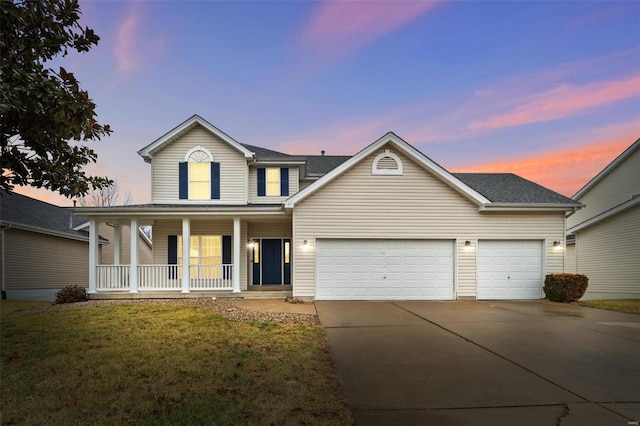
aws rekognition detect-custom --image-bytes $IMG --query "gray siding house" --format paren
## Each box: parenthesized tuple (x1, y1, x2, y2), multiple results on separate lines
(565, 138, 640, 300)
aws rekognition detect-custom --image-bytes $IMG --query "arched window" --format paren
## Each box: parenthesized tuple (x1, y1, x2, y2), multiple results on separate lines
(372, 149, 403, 175)
(179, 146, 220, 200)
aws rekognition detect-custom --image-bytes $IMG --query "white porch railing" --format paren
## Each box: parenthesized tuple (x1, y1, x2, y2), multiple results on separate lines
(95, 264, 233, 292)
(97, 265, 130, 290)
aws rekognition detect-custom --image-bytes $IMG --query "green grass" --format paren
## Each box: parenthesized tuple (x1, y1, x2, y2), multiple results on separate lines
(578, 299, 640, 315)
(0, 301, 353, 425)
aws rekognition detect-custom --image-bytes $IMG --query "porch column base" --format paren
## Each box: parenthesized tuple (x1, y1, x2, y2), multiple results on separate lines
(181, 290, 191, 294)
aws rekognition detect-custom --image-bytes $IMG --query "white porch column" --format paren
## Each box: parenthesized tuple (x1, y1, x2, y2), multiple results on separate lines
(181, 218, 191, 293)
(129, 218, 139, 293)
(113, 225, 122, 265)
(233, 218, 241, 293)
(88, 219, 99, 294)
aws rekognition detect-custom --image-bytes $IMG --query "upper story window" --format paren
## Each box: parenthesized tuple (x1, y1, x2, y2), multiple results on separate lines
(258, 167, 289, 197)
(179, 146, 220, 200)
(372, 149, 403, 175)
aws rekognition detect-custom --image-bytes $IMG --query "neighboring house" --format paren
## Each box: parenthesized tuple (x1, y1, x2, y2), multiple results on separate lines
(0, 192, 152, 301)
(76, 115, 581, 301)
(565, 138, 640, 300)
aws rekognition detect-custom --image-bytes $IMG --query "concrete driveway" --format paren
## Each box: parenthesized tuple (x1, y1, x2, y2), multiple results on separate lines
(316, 301, 640, 426)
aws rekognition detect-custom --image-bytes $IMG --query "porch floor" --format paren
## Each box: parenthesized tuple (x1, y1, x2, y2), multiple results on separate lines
(88, 290, 293, 300)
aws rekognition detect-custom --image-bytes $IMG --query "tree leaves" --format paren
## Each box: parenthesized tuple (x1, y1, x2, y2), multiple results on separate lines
(0, 0, 112, 197)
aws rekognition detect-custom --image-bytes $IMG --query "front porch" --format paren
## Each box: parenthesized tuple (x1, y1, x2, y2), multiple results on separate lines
(82, 206, 294, 298)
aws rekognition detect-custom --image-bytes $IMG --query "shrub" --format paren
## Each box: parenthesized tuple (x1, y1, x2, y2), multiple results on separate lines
(543, 273, 588, 303)
(55, 285, 88, 304)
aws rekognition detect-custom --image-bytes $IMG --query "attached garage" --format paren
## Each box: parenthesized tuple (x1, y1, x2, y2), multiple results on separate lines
(316, 239, 454, 300)
(477, 240, 543, 300)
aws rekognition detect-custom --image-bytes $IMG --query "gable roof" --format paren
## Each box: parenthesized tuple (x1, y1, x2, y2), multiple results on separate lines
(285, 132, 492, 208)
(240, 143, 291, 160)
(138, 115, 255, 162)
(0, 192, 93, 241)
(454, 173, 577, 204)
(572, 138, 640, 199)
(566, 196, 640, 235)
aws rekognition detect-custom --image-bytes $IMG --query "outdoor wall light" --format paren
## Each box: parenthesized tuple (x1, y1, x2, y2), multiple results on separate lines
(465, 240, 471, 247)
(553, 241, 561, 247)
(303, 240, 308, 246)
(247, 241, 255, 249)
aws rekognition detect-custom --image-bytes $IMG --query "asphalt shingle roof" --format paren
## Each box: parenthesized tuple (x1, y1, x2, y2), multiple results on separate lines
(453, 173, 579, 204)
(302, 155, 352, 176)
(0, 192, 90, 239)
(240, 144, 292, 160)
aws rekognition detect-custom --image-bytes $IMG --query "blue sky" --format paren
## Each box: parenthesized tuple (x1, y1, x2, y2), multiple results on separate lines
(18, 0, 640, 205)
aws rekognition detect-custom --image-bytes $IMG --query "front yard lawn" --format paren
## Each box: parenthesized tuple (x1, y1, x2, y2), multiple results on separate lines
(0, 301, 353, 425)
(578, 299, 640, 315)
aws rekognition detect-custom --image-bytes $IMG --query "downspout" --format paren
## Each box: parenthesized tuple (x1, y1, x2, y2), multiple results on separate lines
(1, 224, 12, 299)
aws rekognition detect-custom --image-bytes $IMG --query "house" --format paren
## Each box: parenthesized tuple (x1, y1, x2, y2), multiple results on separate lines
(75, 115, 582, 301)
(0, 192, 152, 301)
(565, 138, 639, 300)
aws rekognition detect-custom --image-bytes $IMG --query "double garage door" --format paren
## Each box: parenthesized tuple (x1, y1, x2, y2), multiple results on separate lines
(316, 239, 543, 300)
(316, 239, 454, 300)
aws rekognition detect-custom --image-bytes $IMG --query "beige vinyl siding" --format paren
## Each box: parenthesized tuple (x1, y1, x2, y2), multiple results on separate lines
(567, 148, 640, 229)
(151, 125, 247, 204)
(577, 204, 640, 299)
(292, 145, 565, 298)
(98, 223, 152, 265)
(248, 167, 299, 204)
(248, 221, 292, 239)
(456, 238, 476, 298)
(2, 228, 93, 290)
(565, 243, 577, 273)
(152, 219, 248, 290)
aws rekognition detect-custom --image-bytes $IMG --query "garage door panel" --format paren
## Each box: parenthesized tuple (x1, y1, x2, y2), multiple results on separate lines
(478, 240, 543, 300)
(316, 239, 454, 300)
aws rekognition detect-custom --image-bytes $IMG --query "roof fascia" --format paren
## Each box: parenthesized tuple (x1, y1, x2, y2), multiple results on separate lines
(253, 160, 306, 166)
(479, 203, 583, 212)
(73, 205, 287, 218)
(0, 221, 107, 244)
(137, 115, 255, 161)
(285, 132, 491, 208)
(566, 196, 640, 234)
(573, 138, 640, 199)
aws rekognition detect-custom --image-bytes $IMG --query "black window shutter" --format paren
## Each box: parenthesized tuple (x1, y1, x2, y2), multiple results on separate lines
(257, 168, 266, 196)
(280, 168, 289, 196)
(168, 235, 178, 279)
(211, 162, 220, 199)
(178, 162, 188, 199)
(222, 235, 232, 279)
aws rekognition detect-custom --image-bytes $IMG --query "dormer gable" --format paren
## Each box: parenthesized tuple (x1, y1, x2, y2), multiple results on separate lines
(137, 115, 254, 162)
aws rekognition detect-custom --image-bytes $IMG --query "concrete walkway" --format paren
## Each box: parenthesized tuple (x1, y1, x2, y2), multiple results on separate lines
(316, 300, 640, 426)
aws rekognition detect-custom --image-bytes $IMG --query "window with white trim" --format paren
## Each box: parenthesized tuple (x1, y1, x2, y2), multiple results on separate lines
(178, 235, 222, 278)
(372, 149, 403, 175)
(266, 167, 280, 196)
(187, 149, 212, 200)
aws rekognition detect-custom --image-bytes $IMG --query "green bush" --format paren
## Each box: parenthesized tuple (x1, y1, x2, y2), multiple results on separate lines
(543, 273, 588, 302)
(55, 285, 88, 304)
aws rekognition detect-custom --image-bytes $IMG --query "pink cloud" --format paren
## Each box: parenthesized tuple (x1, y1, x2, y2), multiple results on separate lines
(451, 131, 639, 197)
(299, 0, 440, 61)
(114, 8, 142, 73)
(470, 74, 640, 130)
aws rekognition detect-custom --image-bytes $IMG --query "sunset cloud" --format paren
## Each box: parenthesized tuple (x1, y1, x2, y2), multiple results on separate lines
(470, 74, 640, 130)
(114, 7, 142, 73)
(299, 0, 440, 62)
(451, 132, 638, 197)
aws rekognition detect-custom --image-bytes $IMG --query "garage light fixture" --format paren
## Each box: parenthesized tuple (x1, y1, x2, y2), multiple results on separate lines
(553, 241, 561, 247)
(464, 240, 471, 247)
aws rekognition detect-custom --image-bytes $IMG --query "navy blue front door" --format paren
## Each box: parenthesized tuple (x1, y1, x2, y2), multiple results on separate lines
(262, 239, 282, 285)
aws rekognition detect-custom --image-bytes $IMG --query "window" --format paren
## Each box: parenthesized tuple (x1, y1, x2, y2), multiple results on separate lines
(178, 235, 222, 278)
(372, 149, 403, 175)
(266, 168, 280, 196)
(257, 167, 289, 197)
(179, 146, 220, 200)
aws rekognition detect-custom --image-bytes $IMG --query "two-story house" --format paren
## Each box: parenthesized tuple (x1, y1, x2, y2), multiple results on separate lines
(565, 138, 639, 300)
(77, 115, 581, 301)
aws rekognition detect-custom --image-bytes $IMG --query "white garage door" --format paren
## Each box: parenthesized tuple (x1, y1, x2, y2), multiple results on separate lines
(477, 240, 543, 300)
(316, 239, 454, 300)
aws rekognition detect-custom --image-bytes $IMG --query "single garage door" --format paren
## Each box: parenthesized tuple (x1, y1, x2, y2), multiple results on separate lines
(316, 239, 454, 300)
(477, 240, 543, 300)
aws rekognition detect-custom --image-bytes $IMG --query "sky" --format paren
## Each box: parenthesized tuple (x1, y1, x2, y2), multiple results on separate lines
(15, 0, 640, 206)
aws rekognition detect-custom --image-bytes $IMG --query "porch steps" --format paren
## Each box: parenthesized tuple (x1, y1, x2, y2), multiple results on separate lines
(89, 290, 293, 300)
